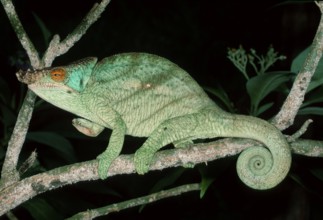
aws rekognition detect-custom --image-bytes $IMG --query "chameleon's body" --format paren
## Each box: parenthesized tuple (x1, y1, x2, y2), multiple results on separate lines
(17, 53, 291, 190)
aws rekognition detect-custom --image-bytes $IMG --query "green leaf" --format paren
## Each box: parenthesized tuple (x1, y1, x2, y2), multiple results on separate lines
(0, 104, 17, 129)
(23, 198, 63, 220)
(290, 172, 323, 201)
(310, 169, 323, 182)
(150, 168, 185, 193)
(302, 86, 323, 108)
(246, 71, 292, 115)
(298, 107, 323, 116)
(204, 86, 234, 112)
(254, 102, 274, 116)
(32, 13, 52, 46)
(0, 76, 11, 105)
(291, 45, 323, 92)
(139, 168, 185, 212)
(27, 131, 76, 162)
(200, 177, 215, 198)
(0, 148, 6, 161)
(198, 166, 219, 198)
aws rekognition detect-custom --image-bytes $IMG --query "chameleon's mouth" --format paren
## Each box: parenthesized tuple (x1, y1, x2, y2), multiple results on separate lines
(29, 83, 78, 94)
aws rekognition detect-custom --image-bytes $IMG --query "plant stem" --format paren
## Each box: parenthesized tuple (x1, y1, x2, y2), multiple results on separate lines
(0, 0, 40, 187)
(273, 2, 323, 130)
(0, 90, 36, 187)
(0, 0, 40, 67)
(42, 0, 112, 66)
(67, 183, 200, 220)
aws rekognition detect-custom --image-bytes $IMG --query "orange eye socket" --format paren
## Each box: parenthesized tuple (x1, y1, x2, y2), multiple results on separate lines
(50, 68, 66, 82)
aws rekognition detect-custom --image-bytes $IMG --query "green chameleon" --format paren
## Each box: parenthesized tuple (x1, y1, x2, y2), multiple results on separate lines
(16, 53, 291, 190)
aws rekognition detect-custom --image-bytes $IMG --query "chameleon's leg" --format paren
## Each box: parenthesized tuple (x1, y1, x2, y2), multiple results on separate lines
(97, 116, 126, 179)
(72, 118, 124, 179)
(134, 114, 199, 174)
(72, 118, 104, 137)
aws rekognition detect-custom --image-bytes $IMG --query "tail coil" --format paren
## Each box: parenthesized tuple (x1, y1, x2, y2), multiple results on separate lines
(234, 116, 291, 190)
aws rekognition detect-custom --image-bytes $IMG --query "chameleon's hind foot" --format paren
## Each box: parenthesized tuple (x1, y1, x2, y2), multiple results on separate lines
(134, 147, 155, 175)
(97, 152, 113, 179)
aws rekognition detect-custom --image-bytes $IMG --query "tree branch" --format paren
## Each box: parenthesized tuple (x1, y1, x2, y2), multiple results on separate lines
(0, 91, 36, 187)
(0, 0, 40, 187)
(272, 2, 323, 130)
(0, 138, 322, 216)
(0, 0, 40, 67)
(67, 183, 200, 220)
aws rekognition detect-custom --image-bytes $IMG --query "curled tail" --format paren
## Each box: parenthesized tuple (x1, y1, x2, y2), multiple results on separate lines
(228, 114, 291, 189)
(201, 110, 291, 189)
(134, 109, 292, 190)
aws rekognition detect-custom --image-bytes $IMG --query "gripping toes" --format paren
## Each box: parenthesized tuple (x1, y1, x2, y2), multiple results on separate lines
(97, 152, 113, 179)
(134, 147, 155, 174)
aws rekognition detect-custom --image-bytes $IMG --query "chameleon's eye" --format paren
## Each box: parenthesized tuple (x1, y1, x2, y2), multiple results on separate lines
(50, 68, 66, 82)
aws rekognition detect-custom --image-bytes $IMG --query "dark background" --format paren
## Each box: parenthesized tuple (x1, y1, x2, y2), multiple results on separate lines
(0, 0, 323, 219)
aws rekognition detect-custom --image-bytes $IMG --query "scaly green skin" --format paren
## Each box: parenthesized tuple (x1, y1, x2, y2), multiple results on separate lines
(16, 53, 291, 190)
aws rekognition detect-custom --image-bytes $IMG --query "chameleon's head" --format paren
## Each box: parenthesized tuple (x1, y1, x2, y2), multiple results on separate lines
(16, 57, 98, 112)
(16, 57, 98, 102)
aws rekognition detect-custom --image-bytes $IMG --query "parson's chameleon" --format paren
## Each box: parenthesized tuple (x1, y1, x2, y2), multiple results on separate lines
(17, 53, 291, 190)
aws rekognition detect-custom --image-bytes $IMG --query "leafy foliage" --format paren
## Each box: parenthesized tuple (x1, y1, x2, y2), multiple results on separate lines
(226, 46, 291, 116)
(246, 71, 292, 116)
(227, 46, 286, 80)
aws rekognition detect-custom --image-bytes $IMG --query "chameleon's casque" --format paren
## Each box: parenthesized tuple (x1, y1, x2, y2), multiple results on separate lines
(17, 53, 291, 190)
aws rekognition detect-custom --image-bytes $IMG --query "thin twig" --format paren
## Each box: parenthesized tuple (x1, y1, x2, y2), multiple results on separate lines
(0, 90, 36, 187)
(287, 119, 313, 142)
(272, 2, 323, 130)
(42, 0, 111, 66)
(66, 183, 200, 220)
(0, 0, 40, 67)
(18, 150, 37, 176)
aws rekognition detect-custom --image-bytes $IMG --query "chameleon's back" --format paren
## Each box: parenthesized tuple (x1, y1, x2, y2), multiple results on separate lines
(86, 53, 219, 136)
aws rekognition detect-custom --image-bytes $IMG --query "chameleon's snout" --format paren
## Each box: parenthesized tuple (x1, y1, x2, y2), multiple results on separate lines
(16, 69, 43, 85)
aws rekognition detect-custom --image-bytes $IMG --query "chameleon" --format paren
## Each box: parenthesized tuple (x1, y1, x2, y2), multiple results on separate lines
(16, 53, 291, 190)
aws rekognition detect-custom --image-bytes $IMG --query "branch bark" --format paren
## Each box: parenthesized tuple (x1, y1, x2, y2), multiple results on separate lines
(0, 91, 36, 187)
(0, 0, 40, 187)
(0, 0, 40, 67)
(0, 138, 322, 216)
(42, 0, 111, 66)
(272, 2, 323, 130)
(67, 183, 200, 220)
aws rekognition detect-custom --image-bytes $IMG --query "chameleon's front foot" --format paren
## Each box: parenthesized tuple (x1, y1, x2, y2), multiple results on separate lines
(134, 147, 155, 175)
(96, 152, 113, 179)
